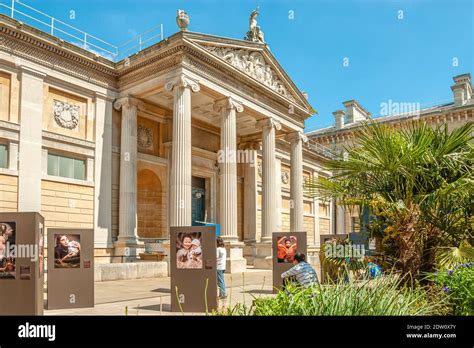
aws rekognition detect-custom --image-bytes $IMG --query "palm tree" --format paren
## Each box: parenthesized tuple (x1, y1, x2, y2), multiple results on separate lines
(305, 121, 473, 280)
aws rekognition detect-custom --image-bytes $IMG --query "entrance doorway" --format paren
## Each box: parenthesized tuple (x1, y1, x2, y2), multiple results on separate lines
(192, 176, 206, 224)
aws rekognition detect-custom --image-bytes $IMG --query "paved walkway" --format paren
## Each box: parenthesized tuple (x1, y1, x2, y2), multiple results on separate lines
(45, 269, 274, 316)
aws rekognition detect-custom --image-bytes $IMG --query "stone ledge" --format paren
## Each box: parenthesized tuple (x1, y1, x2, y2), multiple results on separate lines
(95, 261, 168, 282)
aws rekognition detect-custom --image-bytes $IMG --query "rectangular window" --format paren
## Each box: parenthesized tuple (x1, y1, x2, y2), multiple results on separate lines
(0, 144, 7, 169)
(47, 153, 86, 180)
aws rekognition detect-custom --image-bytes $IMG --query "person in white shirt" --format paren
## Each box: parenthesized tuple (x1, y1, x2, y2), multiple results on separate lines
(216, 237, 227, 300)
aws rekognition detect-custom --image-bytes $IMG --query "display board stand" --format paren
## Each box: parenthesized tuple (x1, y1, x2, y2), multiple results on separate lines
(0, 212, 44, 315)
(272, 231, 307, 293)
(47, 228, 94, 310)
(170, 226, 217, 313)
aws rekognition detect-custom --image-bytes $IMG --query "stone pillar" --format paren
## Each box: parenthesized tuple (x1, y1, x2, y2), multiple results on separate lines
(214, 97, 247, 273)
(94, 92, 113, 249)
(336, 204, 346, 235)
(113, 96, 143, 259)
(214, 97, 242, 241)
(330, 199, 336, 234)
(241, 143, 258, 265)
(18, 66, 45, 212)
(254, 117, 281, 269)
(313, 171, 320, 247)
(275, 158, 282, 231)
(165, 75, 200, 227)
(286, 131, 307, 232)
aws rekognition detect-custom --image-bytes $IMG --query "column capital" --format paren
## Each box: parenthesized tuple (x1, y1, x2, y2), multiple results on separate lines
(94, 91, 116, 103)
(164, 74, 200, 93)
(256, 117, 282, 131)
(113, 96, 144, 111)
(213, 97, 244, 113)
(286, 131, 308, 143)
(238, 141, 260, 150)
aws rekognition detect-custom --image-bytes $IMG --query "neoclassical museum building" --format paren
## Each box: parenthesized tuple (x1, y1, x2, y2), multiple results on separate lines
(0, 10, 334, 271)
(1, 7, 472, 273)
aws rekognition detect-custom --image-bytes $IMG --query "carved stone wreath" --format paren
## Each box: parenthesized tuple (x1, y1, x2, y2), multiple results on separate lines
(137, 125, 153, 149)
(53, 100, 80, 130)
(204, 46, 295, 102)
(281, 171, 289, 184)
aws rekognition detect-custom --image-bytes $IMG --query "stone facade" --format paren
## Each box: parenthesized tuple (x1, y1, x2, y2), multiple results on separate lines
(0, 13, 331, 271)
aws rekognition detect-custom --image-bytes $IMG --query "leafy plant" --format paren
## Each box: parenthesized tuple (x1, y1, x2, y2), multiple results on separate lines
(427, 262, 474, 315)
(319, 238, 365, 283)
(435, 242, 474, 271)
(221, 274, 446, 316)
(305, 122, 474, 281)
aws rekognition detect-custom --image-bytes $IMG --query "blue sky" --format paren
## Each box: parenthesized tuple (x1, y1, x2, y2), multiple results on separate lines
(2, 0, 472, 131)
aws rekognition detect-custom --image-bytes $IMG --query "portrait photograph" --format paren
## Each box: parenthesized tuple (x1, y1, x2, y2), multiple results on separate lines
(276, 235, 298, 263)
(0, 222, 16, 279)
(176, 232, 203, 269)
(54, 234, 81, 269)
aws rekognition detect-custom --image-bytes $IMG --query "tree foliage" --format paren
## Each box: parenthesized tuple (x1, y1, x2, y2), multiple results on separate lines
(306, 122, 474, 279)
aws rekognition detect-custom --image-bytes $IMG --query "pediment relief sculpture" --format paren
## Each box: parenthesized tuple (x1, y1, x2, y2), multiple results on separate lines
(53, 100, 80, 130)
(204, 46, 295, 102)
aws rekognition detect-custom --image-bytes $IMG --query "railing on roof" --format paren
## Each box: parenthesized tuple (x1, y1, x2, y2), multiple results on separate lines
(305, 138, 338, 159)
(0, 0, 164, 61)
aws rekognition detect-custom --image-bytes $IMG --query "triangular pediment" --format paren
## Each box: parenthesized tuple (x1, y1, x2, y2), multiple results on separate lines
(184, 34, 312, 112)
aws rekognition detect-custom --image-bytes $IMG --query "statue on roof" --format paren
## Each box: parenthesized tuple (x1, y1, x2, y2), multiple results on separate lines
(244, 7, 265, 43)
(176, 9, 190, 31)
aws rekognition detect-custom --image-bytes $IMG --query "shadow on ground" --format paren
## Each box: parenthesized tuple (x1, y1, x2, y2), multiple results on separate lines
(151, 288, 171, 294)
(243, 289, 274, 294)
(132, 303, 172, 312)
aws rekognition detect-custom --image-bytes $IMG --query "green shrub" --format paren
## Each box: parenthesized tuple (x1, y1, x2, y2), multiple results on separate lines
(429, 262, 474, 315)
(220, 275, 446, 316)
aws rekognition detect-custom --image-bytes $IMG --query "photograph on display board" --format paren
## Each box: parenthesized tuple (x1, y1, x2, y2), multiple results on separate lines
(39, 223, 44, 277)
(0, 222, 16, 279)
(54, 234, 81, 268)
(276, 235, 298, 263)
(176, 232, 203, 269)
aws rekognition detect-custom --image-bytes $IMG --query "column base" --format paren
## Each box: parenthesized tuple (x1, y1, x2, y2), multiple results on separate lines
(243, 240, 257, 266)
(224, 241, 247, 274)
(114, 237, 145, 262)
(253, 242, 273, 269)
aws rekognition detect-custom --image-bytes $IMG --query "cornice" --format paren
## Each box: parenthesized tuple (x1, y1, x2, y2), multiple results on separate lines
(310, 108, 473, 145)
(0, 18, 118, 88)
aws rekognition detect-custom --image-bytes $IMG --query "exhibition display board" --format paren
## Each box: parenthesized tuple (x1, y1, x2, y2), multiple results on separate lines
(272, 231, 307, 292)
(47, 228, 94, 310)
(170, 226, 217, 313)
(0, 212, 44, 315)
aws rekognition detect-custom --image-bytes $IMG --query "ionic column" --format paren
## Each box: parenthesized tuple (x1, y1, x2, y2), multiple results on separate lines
(257, 117, 281, 243)
(114, 96, 143, 245)
(214, 97, 243, 242)
(286, 131, 307, 232)
(165, 75, 200, 227)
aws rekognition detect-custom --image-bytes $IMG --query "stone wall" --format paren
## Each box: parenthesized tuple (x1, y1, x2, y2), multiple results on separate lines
(0, 71, 11, 121)
(0, 70, 19, 123)
(41, 180, 94, 228)
(0, 174, 17, 211)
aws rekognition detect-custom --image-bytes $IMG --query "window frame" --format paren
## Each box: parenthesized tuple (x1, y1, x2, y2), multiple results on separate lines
(47, 152, 86, 181)
(0, 143, 8, 169)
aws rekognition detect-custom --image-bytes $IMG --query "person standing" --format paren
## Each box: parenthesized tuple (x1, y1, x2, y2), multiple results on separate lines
(216, 237, 227, 309)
